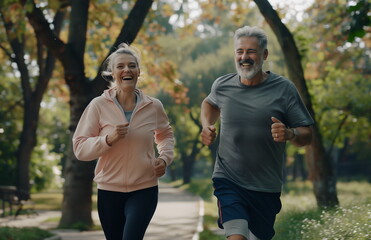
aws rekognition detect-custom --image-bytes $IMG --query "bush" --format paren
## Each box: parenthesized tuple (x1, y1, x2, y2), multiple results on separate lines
(0, 227, 53, 240)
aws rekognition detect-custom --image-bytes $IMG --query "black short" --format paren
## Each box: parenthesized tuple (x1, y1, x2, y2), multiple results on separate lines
(213, 178, 281, 240)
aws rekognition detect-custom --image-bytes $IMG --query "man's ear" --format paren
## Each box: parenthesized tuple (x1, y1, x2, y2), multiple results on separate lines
(263, 49, 268, 60)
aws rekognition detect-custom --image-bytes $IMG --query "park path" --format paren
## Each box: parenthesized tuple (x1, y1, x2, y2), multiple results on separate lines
(0, 182, 204, 240)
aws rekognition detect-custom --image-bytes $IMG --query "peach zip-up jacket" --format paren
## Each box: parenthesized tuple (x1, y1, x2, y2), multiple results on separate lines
(73, 88, 174, 192)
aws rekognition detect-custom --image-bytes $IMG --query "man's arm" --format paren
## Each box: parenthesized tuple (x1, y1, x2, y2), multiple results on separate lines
(200, 99, 220, 146)
(271, 117, 312, 147)
(286, 126, 313, 147)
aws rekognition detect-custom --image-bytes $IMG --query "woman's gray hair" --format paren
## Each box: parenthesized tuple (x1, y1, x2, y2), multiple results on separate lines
(101, 43, 141, 86)
(234, 26, 268, 50)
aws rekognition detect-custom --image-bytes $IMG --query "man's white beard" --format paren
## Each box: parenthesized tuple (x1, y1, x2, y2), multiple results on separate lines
(236, 60, 263, 80)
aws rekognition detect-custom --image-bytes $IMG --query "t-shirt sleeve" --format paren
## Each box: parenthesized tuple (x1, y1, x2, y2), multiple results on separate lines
(286, 83, 314, 128)
(206, 79, 220, 108)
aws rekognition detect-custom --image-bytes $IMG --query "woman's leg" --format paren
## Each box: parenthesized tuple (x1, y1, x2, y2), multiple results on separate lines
(98, 189, 126, 240)
(122, 186, 158, 240)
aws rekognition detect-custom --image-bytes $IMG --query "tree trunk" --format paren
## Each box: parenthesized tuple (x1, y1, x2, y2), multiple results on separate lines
(182, 156, 193, 184)
(17, 107, 39, 200)
(181, 112, 204, 184)
(306, 128, 338, 206)
(253, 0, 339, 207)
(59, 81, 96, 228)
(59, 134, 95, 228)
(181, 138, 202, 184)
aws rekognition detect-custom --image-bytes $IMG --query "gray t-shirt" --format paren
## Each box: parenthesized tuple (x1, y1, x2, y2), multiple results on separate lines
(207, 71, 314, 192)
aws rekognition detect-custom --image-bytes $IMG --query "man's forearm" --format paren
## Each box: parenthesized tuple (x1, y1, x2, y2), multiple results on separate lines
(288, 126, 312, 147)
(201, 99, 220, 127)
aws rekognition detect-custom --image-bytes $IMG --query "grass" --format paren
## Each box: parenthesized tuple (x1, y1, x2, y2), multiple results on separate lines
(274, 180, 371, 240)
(32, 190, 100, 231)
(177, 179, 371, 240)
(31, 190, 98, 211)
(0, 190, 101, 239)
(0, 227, 53, 240)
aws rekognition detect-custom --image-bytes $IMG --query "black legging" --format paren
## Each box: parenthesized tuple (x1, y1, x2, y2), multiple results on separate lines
(97, 186, 158, 240)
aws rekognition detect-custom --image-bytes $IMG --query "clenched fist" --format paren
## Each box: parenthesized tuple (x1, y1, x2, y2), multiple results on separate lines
(154, 158, 166, 177)
(201, 125, 217, 146)
(106, 123, 130, 146)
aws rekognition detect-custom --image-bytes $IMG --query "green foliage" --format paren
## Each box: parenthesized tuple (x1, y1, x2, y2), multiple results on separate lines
(0, 76, 22, 185)
(30, 142, 62, 191)
(309, 66, 371, 147)
(0, 227, 53, 240)
(178, 178, 214, 200)
(199, 229, 224, 240)
(346, 0, 371, 42)
(59, 221, 91, 231)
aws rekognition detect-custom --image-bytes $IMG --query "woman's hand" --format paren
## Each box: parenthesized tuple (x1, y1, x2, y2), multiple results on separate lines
(106, 123, 130, 146)
(154, 158, 166, 177)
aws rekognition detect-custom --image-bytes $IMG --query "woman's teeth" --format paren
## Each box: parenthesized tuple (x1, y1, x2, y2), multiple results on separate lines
(122, 76, 132, 81)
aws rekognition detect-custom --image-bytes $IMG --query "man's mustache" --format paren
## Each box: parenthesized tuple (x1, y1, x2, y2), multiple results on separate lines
(239, 59, 255, 65)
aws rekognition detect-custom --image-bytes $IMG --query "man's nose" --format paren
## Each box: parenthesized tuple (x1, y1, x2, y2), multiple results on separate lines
(241, 52, 250, 59)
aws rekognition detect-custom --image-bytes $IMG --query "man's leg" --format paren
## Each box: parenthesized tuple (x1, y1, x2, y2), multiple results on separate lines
(223, 219, 261, 240)
(248, 229, 260, 240)
(223, 219, 248, 240)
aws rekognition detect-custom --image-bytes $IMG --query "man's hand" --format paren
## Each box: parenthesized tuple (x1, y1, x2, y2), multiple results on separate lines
(154, 158, 166, 177)
(271, 117, 292, 142)
(201, 125, 217, 146)
(106, 123, 130, 146)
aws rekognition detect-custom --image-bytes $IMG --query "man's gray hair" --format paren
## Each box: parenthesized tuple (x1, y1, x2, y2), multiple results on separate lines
(234, 26, 268, 50)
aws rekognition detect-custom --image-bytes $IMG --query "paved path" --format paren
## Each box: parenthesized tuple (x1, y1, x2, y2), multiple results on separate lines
(0, 182, 203, 240)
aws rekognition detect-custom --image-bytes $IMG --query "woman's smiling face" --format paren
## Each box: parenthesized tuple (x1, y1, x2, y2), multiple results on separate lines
(112, 53, 140, 91)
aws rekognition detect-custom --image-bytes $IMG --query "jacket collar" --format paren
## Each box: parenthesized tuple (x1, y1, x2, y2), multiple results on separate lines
(102, 87, 153, 105)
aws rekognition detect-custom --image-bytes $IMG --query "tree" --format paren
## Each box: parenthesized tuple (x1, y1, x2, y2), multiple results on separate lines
(252, 0, 339, 207)
(16, 0, 154, 228)
(304, 0, 371, 179)
(0, 1, 64, 200)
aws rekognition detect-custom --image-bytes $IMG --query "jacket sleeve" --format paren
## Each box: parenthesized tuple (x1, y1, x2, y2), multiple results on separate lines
(154, 101, 174, 166)
(72, 99, 111, 161)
